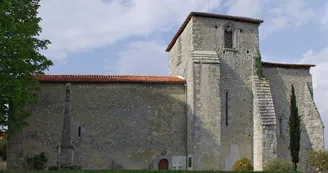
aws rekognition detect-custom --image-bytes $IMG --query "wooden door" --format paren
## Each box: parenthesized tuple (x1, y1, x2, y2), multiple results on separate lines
(158, 159, 169, 170)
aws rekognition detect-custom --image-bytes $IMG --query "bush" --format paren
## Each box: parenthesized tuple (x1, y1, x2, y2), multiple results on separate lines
(264, 158, 292, 172)
(308, 149, 328, 172)
(26, 152, 48, 170)
(48, 165, 81, 171)
(232, 157, 253, 171)
(0, 134, 7, 161)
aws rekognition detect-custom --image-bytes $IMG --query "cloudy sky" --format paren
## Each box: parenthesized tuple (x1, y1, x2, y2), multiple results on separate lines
(37, 0, 328, 149)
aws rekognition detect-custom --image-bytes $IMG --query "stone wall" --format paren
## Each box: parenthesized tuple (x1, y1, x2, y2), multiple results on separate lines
(263, 66, 325, 172)
(169, 17, 193, 78)
(190, 51, 221, 170)
(252, 76, 277, 171)
(191, 16, 260, 170)
(7, 82, 187, 170)
(168, 15, 262, 170)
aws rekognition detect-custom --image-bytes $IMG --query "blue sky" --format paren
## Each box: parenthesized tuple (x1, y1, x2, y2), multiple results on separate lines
(37, 0, 328, 149)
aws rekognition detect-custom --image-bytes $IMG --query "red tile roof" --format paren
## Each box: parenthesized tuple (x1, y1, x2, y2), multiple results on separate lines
(34, 75, 186, 84)
(262, 62, 316, 68)
(166, 12, 264, 52)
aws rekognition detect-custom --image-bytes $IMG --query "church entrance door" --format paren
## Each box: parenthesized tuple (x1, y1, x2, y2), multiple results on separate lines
(158, 159, 169, 170)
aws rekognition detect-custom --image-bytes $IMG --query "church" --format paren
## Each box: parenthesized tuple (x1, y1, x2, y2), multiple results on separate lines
(7, 12, 325, 172)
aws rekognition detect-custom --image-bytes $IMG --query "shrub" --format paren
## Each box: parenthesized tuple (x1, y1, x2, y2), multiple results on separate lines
(48, 165, 81, 171)
(0, 135, 7, 161)
(232, 157, 253, 171)
(255, 48, 264, 79)
(308, 149, 328, 172)
(26, 152, 48, 170)
(264, 158, 292, 172)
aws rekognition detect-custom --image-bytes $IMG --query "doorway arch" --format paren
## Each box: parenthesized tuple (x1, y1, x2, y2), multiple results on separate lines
(158, 159, 169, 170)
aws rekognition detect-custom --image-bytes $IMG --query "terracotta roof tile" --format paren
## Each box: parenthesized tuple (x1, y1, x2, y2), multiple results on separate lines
(166, 12, 264, 52)
(34, 75, 186, 84)
(262, 62, 316, 68)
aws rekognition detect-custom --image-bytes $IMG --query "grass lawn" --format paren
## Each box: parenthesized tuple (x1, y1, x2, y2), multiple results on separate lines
(0, 171, 294, 173)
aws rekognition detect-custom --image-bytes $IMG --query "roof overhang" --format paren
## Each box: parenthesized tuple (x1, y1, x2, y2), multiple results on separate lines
(34, 75, 186, 84)
(262, 62, 316, 69)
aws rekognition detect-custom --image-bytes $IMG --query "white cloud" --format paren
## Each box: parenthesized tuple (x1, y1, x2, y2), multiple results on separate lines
(105, 40, 168, 75)
(38, 0, 221, 60)
(261, 0, 315, 40)
(322, 1, 328, 27)
(224, 0, 261, 18)
(224, 0, 316, 40)
(300, 48, 328, 121)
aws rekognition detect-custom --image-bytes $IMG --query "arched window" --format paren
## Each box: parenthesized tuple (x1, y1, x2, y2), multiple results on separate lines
(224, 24, 233, 48)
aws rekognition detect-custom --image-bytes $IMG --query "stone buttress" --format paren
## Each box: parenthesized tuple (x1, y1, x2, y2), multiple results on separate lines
(57, 83, 75, 167)
(189, 51, 221, 170)
(252, 75, 277, 171)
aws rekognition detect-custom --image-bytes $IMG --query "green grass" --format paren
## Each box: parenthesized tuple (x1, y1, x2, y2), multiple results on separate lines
(0, 171, 295, 173)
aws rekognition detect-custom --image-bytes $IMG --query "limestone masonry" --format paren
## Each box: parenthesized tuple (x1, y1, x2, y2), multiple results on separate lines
(7, 12, 325, 172)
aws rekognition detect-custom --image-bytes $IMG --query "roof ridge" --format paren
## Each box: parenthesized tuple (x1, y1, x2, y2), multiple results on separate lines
(34, 74, 186, 84)
(190, 11, 263, 23)
(262, 61, 316, 68)
(34, 74, 180, 77)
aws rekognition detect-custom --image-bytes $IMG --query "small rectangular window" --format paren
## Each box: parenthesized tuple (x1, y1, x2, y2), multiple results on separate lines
(226, 92, 229, 126)
(78, 126, 81, 137)
(176, 55, 182, 66)
(188, 156, 192, 168)
(279, 117, 283, 137)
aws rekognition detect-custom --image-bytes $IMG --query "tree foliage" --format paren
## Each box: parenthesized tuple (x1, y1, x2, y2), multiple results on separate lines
(264, 158, 292, 172)
(255, 48, 264, 79)
(308, 149, 328, 172)
(232, 157, 253, 171)
(0, 0, 53, 136)
(26, 152, 47, 170)
(288, 85, 301, 172)
(0, 131, 7, 161)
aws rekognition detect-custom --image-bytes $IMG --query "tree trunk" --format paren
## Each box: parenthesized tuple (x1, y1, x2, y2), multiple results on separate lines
(295, 163, 297, 172)
(292, 162, 298, 172)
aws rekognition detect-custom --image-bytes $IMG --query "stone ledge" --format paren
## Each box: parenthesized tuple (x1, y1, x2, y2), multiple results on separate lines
(191, 51, 220, 64)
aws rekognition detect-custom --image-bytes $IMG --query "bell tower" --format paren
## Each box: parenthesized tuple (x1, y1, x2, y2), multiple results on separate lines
(167, 12, 263, 170)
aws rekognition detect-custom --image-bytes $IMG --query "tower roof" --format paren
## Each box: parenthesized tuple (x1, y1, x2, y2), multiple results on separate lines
(166, 12, 264, 52)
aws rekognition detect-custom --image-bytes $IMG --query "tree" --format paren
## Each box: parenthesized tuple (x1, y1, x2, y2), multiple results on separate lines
(0, 0, 53, 137)
(288, 85, 301, 172)
(255, 48, 264, 79)
(0, 131, 7, 161)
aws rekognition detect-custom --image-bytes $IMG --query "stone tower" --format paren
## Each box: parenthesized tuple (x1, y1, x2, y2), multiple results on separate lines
(167, 12, 264, 170)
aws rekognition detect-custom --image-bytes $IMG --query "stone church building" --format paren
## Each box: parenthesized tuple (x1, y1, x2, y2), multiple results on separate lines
(7, 12, 325, 172)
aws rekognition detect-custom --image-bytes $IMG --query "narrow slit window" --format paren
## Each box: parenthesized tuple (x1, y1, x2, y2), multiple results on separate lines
(224, 25, 233, 48)
(226, 92, 229, 126)
(78, 126, 81, 137)
(279, 117, 283, 137)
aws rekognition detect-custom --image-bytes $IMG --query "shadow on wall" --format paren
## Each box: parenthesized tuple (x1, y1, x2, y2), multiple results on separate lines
(219, 57, 254, 170)
(5, 81, 246, 171)
(263, 66, 312, 172)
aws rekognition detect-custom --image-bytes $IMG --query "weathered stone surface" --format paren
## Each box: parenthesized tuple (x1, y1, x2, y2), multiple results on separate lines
(169, 15, 260, 170)
(263, 66, 325, 172)
(58, 83, 74, 167)
(7, 12, 324, 172)
(8, 83, 187, 170)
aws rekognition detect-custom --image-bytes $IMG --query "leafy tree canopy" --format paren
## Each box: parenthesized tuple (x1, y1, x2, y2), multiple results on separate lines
(0, 0, 53, 136)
